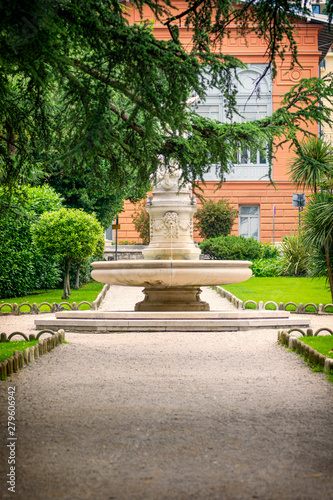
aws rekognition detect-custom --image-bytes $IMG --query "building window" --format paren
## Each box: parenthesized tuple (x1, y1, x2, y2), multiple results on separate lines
(239, 205, 260, 240)
(194, 64, 272, 182)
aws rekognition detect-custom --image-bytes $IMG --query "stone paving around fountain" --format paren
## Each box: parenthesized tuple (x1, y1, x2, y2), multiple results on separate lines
(1, 286, 333, 499)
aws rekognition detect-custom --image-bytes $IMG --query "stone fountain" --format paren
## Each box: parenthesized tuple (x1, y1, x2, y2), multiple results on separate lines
(35, 165, 310, 332)
(90, 165, 252, 312)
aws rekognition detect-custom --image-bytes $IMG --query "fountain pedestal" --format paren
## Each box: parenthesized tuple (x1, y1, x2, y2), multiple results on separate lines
(135, 287, 209, 311)
(142, 170, 200, 261)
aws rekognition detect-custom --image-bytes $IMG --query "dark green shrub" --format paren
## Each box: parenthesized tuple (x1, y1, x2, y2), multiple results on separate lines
(0, 186, 63, 299)
(261, 242, 280, 259)
(199, 234, 262, 261)
(195, 199, 238, 240)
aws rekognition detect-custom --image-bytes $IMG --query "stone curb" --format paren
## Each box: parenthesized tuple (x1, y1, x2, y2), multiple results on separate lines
(212, 286, 244, 309)
(92, 284, 110, 310)
(213, 286, 333, 315)
(277, 329, 333, 374)
(0, 330, 66, 380)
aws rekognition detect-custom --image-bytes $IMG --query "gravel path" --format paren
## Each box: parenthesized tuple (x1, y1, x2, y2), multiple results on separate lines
(1, 286, 333, 500)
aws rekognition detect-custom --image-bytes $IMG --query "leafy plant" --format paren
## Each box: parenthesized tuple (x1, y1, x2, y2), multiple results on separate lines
(261, 243, 280, 259)
(279, 231, 310, 277)
(132, 201, 150, 245)
(199, 234, 262, 261)
(250, 258, 283, 277)
(195, 199, 238, 240)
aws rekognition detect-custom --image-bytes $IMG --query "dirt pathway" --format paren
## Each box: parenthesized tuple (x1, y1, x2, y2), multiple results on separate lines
(1, 287, 333, 499)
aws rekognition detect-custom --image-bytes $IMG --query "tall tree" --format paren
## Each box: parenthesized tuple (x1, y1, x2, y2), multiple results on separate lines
(41, 158, 149, 228)
(303, 192, 333, 301)
(1, 0, 333, 214)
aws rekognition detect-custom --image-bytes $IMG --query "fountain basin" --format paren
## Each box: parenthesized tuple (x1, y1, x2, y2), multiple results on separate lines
(91, 260, 252, 311)
(92, 260, 252, 287)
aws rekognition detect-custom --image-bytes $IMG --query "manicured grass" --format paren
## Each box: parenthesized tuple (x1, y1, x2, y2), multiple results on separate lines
(0, 340, 38, 363)
(222, 277, 333, 311)
(0, 280, 104, 312)
(295, 335, 333, 384)
(301, 336, 333, 359)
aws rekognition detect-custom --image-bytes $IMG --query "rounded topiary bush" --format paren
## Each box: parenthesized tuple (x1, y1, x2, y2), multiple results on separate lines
(195, 199, 238, 240)
(199, 234, 263, 261)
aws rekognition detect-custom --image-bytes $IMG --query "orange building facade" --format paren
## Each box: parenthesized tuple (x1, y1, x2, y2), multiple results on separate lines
(113, 4, 329, 243)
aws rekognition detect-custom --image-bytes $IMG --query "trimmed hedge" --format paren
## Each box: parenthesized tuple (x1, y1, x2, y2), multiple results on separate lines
(199, 234, 263, 261)
(0, 186, 63, 298)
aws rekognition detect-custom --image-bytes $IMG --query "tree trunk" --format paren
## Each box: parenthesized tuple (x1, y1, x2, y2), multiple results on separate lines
(67, 272, 71, 296)
(62, 261, 71, 300)
(324, 240, 333, 302)
(75, 263, 81, 290)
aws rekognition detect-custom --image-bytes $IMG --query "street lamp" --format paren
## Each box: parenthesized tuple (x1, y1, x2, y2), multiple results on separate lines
(292, 193, 306, 227)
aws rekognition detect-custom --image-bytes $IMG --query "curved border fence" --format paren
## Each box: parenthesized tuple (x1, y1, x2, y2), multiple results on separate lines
(213, 286, 333, 315)
(0, 329, 65, 380)
(278, 328, 333, 375)
(0, 284, 110, 316)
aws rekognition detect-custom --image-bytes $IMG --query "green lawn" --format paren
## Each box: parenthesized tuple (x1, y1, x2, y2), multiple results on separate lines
(0, 340, 38, 363)
(222, 277, 333, 311)
(301, 336, 333, 359)
(297, 335, 333, 383)
(0, 280, 104, 312)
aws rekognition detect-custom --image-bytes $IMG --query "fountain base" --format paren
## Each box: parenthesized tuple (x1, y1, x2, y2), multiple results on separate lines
(135, 286, 209, 311)
(35, 309, 310, 332)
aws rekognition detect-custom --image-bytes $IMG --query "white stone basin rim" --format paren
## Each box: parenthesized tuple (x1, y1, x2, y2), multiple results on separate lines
(91, 260, 252, 288)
